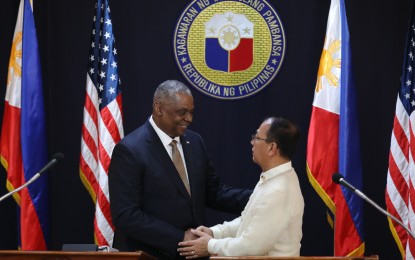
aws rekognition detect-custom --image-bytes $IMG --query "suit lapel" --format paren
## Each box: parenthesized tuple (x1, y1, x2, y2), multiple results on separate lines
(144, 122, 191, 202)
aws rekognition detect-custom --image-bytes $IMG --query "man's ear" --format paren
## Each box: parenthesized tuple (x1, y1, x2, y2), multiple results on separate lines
(154, 101, 162, 116)
(269, 142, 278, 156)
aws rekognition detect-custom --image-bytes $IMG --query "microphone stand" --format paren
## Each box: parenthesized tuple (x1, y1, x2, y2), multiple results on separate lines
(0, 153, 64, 203)
(0, 173, 42, 203)
(352, 188, 415, 240)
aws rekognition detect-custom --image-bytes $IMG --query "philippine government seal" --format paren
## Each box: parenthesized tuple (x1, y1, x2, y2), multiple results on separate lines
(173, 0, 286, 100)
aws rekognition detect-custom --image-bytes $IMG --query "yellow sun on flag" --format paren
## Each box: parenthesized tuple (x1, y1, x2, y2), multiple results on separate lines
(315, 38, 341, 92)
(7, 32, 23, 86)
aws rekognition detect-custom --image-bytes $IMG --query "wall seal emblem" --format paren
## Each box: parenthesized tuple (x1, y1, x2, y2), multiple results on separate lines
(173, 0, 286, 100)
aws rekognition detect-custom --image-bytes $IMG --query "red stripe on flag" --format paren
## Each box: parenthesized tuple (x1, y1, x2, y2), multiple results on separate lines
(82, 124, 98, 162)
(79, 156, 99, 198)
(97, 184, 114, 230)
(386, 191, 407, 246)
(388, 151, 409, 205)
(84, 90, 99, 129)
(409, 123, 415, 164)
(101, 105, 121, 144)
(393, 115, 410, 161)
(116, 94, 123, 120)
(407, 176, 415, 256)
(94, 216, 107, 245)
(98, 140, 111, 173)
(408, 122, 415, 258)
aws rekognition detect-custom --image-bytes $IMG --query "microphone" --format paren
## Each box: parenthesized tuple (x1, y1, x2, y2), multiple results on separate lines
(332, 172, 415, 240)
(332, 173, 357, 192)
(37, 153, 64, 176)
(0, 153, 64, 203)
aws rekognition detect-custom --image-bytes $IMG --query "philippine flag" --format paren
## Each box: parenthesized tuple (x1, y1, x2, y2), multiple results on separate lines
(205, 12, 253, 73)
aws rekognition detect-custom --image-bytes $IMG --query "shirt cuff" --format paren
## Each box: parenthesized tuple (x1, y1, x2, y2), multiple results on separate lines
(210, 226, 223, 239)
(207, 238, 218, 254)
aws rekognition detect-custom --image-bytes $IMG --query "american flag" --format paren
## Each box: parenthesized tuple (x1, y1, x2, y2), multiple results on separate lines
(386, 5, 415, 259)
(79, 0, 123, 246)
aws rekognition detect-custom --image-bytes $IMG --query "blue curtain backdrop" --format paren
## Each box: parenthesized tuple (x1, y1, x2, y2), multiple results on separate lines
(0, 0, 412, 259)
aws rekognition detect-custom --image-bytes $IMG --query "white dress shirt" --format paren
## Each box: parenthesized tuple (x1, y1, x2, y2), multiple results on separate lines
(208, 161, 304, 256)
(149, 116, 189, 180)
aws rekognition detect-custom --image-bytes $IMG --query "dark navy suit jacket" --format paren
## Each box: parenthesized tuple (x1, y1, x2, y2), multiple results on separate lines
(109, 121, 251, 259)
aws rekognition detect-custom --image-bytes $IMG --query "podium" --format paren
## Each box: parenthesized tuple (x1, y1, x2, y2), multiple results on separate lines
(210, 256, 379, 260)
(0, 250, 156, 260)
(0, 251, 378, 260)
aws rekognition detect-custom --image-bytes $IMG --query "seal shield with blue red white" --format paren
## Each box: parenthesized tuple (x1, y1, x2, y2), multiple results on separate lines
(174, 0, 285, 100)
(205, 12, 253, 73)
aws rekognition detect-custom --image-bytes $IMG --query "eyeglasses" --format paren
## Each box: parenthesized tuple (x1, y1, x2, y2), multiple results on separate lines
(251, 134, 272, 143)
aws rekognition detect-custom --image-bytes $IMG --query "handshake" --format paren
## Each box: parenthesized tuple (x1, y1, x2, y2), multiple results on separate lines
(178, 226, 214, 259)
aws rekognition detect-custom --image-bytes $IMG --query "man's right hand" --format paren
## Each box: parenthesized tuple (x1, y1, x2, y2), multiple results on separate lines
(195, 226, 213, 237)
